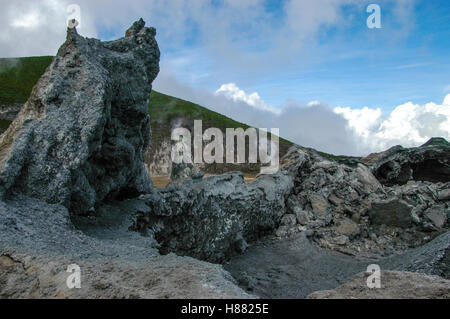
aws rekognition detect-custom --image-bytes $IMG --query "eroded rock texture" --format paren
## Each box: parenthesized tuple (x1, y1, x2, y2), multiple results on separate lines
(0, 19, 160, 215)
(271, 146, 449, 258)
(136, 172, 292, 262)
(366, 138, 450, 186)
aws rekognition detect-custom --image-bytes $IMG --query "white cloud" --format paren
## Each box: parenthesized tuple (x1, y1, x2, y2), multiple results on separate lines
(0, 0, 97, 57)
(171, 80, 450, 156)
(307, 101, 321, 107)
(444, 94, 450, 106)
(3, 0, 439, 157)
(334, 106, 383, 138)
(155, 76, 358, 155)
(215, 83, 280, 114)
(11, 11, 40, 28)
(334, 95, 450, 154)
(0, 0, 415, 71)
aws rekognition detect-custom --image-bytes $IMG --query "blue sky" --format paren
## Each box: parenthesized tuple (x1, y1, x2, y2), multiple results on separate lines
(68, 0, 450, 113)
(137, 0, 450, 113)
(1, 0, 450, 155)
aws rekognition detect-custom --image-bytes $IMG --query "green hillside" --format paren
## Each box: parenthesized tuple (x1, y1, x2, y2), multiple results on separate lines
(148, 90, 292, 146)
(0, 56, 54, 105)
(149, 90, 252, 132)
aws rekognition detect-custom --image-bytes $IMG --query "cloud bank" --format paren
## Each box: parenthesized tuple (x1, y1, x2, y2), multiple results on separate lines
(335, 95, 450, 154)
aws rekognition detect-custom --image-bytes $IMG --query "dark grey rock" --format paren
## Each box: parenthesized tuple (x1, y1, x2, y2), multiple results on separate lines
(294, 209, 310, 225)
(170, 162, 198, 180)
(368, 199, 414, 228)
(438, 189, 450, 201)
(0, 19, 160, 215)
(366, 137, 450, 186)
(140, 171, 292, 262)
(272, 147, 450, 257)
(425, 206, 448, 228)
(383, 231, 450, 279)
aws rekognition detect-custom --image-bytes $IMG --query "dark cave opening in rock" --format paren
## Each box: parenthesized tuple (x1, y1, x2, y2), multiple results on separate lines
(376, 162, 412, 186)
(412, 159, 450, 183)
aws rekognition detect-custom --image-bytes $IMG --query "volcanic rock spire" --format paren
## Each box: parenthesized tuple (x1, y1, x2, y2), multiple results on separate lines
(0, 19, 160, 215)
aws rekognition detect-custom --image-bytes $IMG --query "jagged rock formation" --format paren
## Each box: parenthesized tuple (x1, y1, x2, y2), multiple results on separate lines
(307, 271, 450, 299)
(365, 137, 450, 186)
(133, 171, 292, 262)
(126, 143, 449, 263)
(0, 19, 160, 215)
(271, 146, 449, 258)
(1, 55, 294, 179)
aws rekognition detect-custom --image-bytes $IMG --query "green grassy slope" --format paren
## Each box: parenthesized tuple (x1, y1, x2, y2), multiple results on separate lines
(0, 56, 54, 133)
(148, 90, 292, 145)
(0, 56, 54, 104)
(149, 90, 253, 131)
(147, 91, 294, 174)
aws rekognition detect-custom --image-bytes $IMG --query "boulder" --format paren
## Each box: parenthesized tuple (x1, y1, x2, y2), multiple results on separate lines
(0, 19, 160, 215)
(368, 199, 414, 228)
(294, 209, 310, 225)
(334, 218, 360, 237)
(140, 171, 293, 262)
(309, 194, 330, 217)
(355, 164, 382, 192)
(438, 189, 450, 201)
(332, 235, 349, 246)
(307, 271, 450, 299)
(275, 226, 289, 238)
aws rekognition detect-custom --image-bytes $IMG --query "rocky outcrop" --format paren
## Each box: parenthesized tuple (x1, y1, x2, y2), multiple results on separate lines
(134, 171, 292, 262)
(274, 147, 449, 258)
(126, 143, 450, 263)
(127, 142, 450, 263)
(0, 19, 160, 215)
(307, 271, 450, 299)
(365, 137, 450, 186)
(368, 199, 414, 228)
